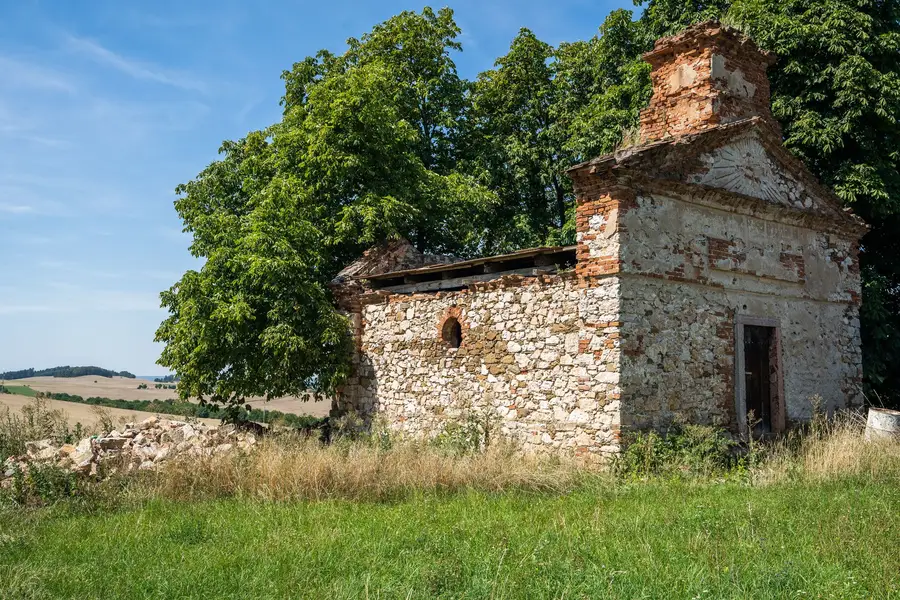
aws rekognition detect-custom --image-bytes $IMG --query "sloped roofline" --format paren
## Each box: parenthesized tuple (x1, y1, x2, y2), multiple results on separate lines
(353, 245, 577, 281)
(566, 117, 867, 234)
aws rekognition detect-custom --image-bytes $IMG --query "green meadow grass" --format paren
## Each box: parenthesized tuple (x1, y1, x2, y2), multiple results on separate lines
(1, 385, 37, 397)
(2, 478, 898, 599)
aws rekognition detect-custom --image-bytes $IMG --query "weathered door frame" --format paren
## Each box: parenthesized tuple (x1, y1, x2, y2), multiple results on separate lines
(734, 315, 786, 437)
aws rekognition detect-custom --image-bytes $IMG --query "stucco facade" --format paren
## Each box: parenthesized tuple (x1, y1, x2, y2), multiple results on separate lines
(331, 22, 867, 459)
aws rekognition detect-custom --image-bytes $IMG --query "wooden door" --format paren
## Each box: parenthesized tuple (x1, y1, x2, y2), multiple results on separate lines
(744, 325, 774, 434)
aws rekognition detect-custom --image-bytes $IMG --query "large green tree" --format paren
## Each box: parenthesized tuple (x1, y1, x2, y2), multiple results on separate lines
(468, 28, 565, 252)
(156, 9, 493, 407)
(466, 10, 650, 252)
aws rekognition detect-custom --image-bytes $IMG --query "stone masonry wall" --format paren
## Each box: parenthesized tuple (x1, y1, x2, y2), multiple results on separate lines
(337, 187, 863, 454)
(336, 23, 865, 455)
(338, 276, 624, 459)
(617, 191, 863, 429)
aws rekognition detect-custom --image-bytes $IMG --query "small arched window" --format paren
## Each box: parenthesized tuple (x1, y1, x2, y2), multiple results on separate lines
(441, 316, 462, 349)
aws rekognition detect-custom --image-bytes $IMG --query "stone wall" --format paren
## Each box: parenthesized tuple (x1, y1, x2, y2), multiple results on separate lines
(335, 22, 865, 458)
(336, 186, 863, 456)
(617, 191, 863, 429)
(338, 275, 624, 458)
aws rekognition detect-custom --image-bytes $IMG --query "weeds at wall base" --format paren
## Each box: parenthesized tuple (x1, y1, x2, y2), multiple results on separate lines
(1, 399, 898, 510)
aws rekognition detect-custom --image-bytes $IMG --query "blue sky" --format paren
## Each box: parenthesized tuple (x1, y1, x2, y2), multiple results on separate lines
(0, 0, 632, 375)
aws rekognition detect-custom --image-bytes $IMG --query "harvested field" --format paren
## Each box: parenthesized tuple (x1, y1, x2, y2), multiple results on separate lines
(3, 376, 331, 417)
(0, 393, 218, 428)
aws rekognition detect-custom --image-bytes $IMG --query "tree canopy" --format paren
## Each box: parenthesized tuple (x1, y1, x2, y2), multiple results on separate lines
(158, 3, 900, 408)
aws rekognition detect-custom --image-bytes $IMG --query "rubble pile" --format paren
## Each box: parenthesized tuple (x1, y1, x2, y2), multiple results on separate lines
(2, 416, 256, 485)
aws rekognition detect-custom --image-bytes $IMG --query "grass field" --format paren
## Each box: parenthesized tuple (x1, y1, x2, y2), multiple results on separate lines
(2, 376, 182, 402)
(1, 406, 897, 599)
(1, 479, 898, 599)
(1, 385, 37, 397)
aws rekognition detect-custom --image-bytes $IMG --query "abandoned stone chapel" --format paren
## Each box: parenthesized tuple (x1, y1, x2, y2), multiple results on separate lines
(331, 21, 867, 459)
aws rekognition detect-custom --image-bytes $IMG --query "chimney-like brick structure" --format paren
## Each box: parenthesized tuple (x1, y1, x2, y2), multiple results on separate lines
(638, 21, 778, 143)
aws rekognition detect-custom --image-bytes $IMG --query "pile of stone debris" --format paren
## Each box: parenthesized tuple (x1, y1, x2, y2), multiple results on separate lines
(2, 416, 256, 485)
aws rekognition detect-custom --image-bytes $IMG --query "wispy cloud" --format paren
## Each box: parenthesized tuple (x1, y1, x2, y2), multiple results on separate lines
(15, 134, 71, 148)
(0, 203, 34, 214)
(65, 35, 206, 93)
(85, 97, 209, 134)
(235, 95, 263, 125)
(6, 233, 55, 245)
(0, 55, 75, 93)
(36, 260, 75, 269)
(0, 184, 69, 217)
(37, 261, 127, 280)
(3, 283, 163, 314)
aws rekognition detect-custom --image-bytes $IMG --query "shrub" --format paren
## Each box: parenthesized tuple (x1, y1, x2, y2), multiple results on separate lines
(5, 463, 81, 506)
(0, 399, 86, 463)
(91, 406, 115, 436)
(431, 410, 497, 455)
(614, 423, 739, 479)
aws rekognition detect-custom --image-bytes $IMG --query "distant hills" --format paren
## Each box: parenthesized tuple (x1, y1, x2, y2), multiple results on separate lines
(0, 366, 136, 380)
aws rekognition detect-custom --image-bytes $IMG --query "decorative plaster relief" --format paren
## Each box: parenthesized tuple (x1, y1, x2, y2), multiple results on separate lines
(693, 136, 814, 210)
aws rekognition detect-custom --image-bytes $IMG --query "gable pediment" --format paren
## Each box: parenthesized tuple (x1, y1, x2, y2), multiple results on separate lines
(585, 119, 858, 225)
(689, 134, 822, 212)
(655, 124, 856, 227)
(568, 118, 866, 236)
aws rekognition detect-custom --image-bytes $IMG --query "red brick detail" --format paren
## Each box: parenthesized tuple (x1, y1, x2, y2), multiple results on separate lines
(436, 306, 470, 350)
(714, 311, 736, 426)
(778, 250, 806, 280)
(573, 183, 636, 283)
(638, 21, 780, 144)
(707, 236, 747, 268)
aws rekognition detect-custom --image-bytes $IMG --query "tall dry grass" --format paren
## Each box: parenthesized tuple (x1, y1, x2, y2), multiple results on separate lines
(755, 409, 900, 484)
(111, 408, 900, 504)
(143, 437, 583, 502)
(143, 412, 899, 503)
(5, 396, 898, 506)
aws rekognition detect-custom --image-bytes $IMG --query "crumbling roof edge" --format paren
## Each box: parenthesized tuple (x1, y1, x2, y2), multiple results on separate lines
(565, 118, 760, 175)
(357, 245, 578, 281)
(641, 20, 775, 67)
